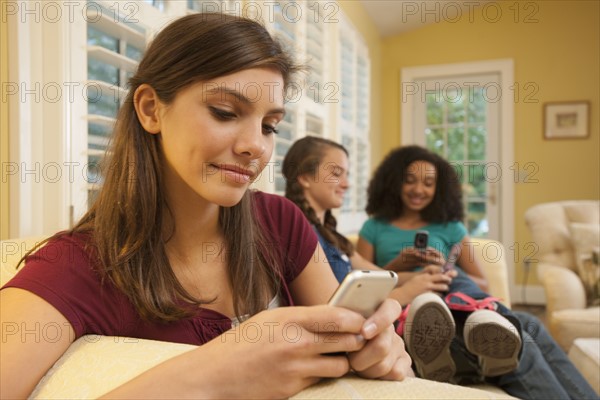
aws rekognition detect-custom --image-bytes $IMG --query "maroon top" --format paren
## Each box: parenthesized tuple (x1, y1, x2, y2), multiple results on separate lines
(3, 192, 318, 345)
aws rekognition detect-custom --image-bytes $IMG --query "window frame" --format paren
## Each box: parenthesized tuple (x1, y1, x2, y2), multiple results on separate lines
(6, 0, 371, 238)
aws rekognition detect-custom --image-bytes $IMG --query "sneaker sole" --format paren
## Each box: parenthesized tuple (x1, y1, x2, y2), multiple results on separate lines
(404, 293, 456, 382)
(463, 309, 522, 377)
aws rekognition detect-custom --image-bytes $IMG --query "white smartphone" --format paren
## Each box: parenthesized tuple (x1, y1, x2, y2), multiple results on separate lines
(328, 270, 398, 318)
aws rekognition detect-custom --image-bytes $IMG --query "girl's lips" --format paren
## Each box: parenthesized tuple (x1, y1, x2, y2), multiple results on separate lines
(214, 163, 255, 183)
(408, 196, 427, 205)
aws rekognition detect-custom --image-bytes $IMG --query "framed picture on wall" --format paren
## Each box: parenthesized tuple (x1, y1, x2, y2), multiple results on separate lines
(543, 101, 590, 139)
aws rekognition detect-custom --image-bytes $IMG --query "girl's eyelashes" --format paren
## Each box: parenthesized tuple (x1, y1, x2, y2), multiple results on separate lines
(209, 105, 280, 135)
(209, 106, 236, 120)
(263, 124, 279, 135)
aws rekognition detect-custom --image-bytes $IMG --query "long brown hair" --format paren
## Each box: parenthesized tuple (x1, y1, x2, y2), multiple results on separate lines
(22, 13, 302, 322)
(282, 136, 354, 256)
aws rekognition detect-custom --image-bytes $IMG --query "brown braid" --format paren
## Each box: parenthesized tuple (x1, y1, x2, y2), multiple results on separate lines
(282, 137, 354, 256)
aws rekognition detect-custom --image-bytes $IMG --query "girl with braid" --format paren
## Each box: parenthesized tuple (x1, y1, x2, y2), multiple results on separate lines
(282, 136, 455, 305)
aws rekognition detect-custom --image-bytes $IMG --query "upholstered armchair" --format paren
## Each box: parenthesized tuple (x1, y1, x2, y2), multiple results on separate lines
(524, 200, 600, 351)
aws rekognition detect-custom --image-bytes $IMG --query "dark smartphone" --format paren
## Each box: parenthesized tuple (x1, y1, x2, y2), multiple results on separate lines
(414, 230, 429, 252)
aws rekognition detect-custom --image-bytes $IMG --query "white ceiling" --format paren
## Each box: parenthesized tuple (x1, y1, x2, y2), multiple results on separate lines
(358, 0, 489, 38)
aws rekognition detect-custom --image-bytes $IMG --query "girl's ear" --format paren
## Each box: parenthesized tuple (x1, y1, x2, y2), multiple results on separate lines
(297, 174, 311, 189)
(133, 84, 162, 134)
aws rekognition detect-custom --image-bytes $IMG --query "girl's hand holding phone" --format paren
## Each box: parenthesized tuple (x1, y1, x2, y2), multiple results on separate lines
(384, 247, 446, 272)
(347, 298, 414, 380)
(419, 248, 446, 266)
(327, 271, 414, 380)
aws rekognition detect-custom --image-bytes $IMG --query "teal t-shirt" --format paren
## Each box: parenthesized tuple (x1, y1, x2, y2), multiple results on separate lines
(359, 218, 467, 268)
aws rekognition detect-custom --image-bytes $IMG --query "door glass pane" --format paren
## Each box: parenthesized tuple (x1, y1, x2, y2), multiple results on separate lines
(447, 127, 464, 161)
(425, 127, 444, 155)
(468, 125, 486, 160)
(423, 83, 490, 238)
(466, 163, 486, 198)
(467, 87, 486, 123)
(467, 202, 488, 236)
(425, 94, 443, 125)
(447, 90, 465, 124)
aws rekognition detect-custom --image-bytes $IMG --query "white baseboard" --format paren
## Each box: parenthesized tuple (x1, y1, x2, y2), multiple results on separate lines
(511, 284, 546, 305)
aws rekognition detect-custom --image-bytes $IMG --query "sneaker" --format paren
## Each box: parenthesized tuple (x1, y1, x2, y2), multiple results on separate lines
(403, 292, 456, 382)
(463, 309, 522, 377)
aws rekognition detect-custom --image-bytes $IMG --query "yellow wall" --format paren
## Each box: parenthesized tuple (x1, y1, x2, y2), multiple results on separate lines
(379, 0, 599, 284)
(1, 12, 9, 240)
(338, 0, 383, 159)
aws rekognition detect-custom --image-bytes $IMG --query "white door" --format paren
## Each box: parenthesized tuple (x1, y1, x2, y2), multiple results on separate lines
(401, 60, 515, 246)
(412, 74, 500, 239)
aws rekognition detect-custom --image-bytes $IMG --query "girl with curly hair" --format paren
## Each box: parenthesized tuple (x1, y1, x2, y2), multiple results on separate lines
(358, 145, 597, 399)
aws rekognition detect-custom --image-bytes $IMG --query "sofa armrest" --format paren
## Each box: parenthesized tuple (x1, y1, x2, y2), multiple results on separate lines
(469, 239, 511, 307)
(1, 237, 49, 286)
(30, 335, 516, 399)
(538, 263, 587, 313)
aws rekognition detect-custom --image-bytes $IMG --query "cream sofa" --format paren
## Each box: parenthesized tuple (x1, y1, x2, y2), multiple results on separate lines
(524, 200, 600, 351)
(1, 236, 515, 399)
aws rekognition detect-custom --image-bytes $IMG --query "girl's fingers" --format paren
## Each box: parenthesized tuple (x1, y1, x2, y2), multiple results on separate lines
(347, 327, 391, 372)
(291, 305, 366, 335)
(423, 264, 443, 274)
(311, 355, 352, 378)
(349, 328, 414, 380)
(349, 325, 414, 380)
(360, 299, 401, 340)
(312, 332, 366, 355)
(430, 283, 450, 292)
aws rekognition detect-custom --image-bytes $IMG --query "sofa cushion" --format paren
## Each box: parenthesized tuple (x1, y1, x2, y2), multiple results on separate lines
(525, 201, 600, 274)
(525, 203, 577, 270)
(564, 202, 600, 225)
(550, 306, 600, 351)
(569, 223, 600, 305)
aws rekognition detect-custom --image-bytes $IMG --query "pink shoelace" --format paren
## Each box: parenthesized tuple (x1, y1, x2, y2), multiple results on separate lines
(395, 304, 410, 336)
(395, 292, 504, 336)
(444, 292, 502, 312)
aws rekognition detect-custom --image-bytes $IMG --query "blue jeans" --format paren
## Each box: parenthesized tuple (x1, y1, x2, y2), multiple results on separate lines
(443, 278, 598, 400)
(444, 270, 597, 399)
(491, 311, 598, 400)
